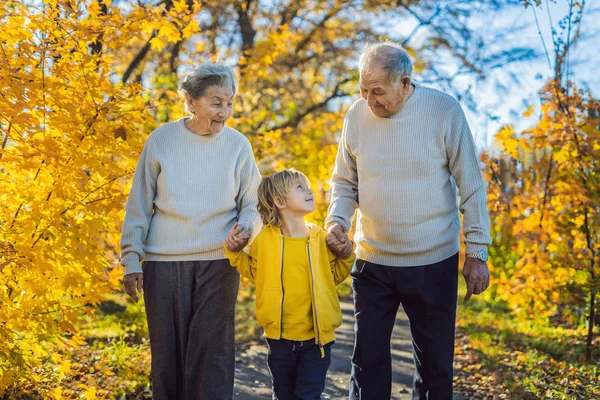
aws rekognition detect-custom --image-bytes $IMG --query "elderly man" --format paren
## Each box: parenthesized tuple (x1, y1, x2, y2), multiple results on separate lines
(325, 41, 492, 399)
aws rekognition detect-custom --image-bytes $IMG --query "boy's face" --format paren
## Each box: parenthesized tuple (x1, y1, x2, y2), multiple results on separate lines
(281, 179, 315, 215)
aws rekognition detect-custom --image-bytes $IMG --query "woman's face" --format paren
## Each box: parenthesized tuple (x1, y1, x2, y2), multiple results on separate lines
(187, 85, 234, 135)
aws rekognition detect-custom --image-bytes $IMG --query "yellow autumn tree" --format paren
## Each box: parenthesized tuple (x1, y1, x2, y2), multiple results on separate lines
(485, 81, 599, 361)
(483, 0, 598, 362)
(0, 0, 200, 390)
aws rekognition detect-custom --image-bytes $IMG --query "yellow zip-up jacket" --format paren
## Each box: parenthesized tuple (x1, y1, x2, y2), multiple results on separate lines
(225, 223, 355, 353)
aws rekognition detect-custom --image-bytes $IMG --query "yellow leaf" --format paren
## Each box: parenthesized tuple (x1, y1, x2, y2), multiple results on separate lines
(554, 149, 569, 163)
(32, 344, 48, 357)
(87, 1, 102, 18)
(58, 361, 72, 374)
(158, 23, 181, 43)
(523, 104, 535, 117)
(52, 388, 63, 400)
(83, 387, 97, 399)
(173, 0, 188, 13)
(149, 36, 166, 51)
(182, 21, 200, 39)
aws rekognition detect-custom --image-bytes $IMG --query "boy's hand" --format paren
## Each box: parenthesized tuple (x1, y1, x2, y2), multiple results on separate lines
(225, 223, 251, 252)
(327, 224, 354, 259)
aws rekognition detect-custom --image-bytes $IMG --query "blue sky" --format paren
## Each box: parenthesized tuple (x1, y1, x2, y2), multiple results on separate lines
(420, 1, 600, 150)
(329, 1, 599, 150)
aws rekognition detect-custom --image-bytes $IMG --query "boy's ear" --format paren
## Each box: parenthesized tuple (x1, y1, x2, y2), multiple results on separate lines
(274, 197, 286, 209)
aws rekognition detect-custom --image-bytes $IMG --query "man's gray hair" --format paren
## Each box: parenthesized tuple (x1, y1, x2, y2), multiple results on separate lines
(358, 41, 413, 86)
(179, 63, 237, 100)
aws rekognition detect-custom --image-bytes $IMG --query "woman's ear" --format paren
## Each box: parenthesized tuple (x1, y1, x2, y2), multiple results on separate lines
(184, 93, 195, 114)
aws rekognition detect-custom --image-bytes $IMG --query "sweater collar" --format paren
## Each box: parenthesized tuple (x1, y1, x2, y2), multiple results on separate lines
(386, 82, 421, 120)
(176, 117, 225, 140)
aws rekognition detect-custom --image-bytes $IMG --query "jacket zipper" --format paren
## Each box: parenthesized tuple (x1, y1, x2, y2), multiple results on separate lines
(278, 237, 285, 339)
(306, 242, 324, 357)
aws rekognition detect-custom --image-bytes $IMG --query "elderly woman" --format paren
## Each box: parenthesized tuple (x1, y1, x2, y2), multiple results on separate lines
(120, 63, 261, 400)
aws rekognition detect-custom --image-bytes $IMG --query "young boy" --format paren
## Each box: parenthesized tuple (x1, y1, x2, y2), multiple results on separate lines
(224, 168, 355, 400)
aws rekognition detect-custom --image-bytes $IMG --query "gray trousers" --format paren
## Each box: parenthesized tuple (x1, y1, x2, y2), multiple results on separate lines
(142, 259, 240, 400)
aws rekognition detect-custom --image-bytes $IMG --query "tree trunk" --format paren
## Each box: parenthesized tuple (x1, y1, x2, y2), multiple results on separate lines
(584, 207, 596, 363)
(585, 266, 596, 363)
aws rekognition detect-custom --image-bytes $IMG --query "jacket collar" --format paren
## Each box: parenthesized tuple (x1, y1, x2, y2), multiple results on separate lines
(265, 223, 323, 241)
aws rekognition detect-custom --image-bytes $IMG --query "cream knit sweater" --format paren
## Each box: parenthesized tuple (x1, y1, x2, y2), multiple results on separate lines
(120, 118, 262, 275)
(326, 83, 492, 266)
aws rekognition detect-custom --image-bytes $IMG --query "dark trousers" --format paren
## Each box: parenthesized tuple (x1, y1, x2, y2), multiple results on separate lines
(266, 338, 333, 400)
(143, 259, 240, 400)
(349, 254, 459, 400)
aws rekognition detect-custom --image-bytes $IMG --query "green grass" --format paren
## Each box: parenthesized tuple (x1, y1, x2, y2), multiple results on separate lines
(2, 288, 261, 399)
(456, 279, 600, 399)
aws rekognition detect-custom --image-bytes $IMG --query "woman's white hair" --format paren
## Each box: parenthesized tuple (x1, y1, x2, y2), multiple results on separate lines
(358, 41, 413, 86)
(178, 63, 237, 101)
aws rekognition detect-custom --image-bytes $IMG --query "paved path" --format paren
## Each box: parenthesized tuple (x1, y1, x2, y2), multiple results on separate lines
(234, 299, 418, 399)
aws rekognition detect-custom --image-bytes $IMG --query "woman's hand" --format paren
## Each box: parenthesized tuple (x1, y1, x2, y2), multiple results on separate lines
(123, 273, 143, 302)
(225, 223, 251, 252)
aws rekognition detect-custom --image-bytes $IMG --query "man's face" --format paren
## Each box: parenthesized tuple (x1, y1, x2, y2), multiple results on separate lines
(359, 66, 411, 118)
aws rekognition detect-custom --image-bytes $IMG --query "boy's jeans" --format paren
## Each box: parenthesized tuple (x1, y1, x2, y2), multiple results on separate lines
(266, 338, 332, 400)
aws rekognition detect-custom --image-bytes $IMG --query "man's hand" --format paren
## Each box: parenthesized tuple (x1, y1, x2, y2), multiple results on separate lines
(225, 223, 251, 252)
(326, 224, 353, 259)
(462, 257, 490, 301)
(123, 273, 143, 302)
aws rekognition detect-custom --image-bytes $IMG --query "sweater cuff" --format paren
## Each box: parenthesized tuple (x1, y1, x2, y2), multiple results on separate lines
(324, 216, 350, 233)
(122, 253, 143, 275)
(465, 243, 489, 255)
(238, 214, 261, 234)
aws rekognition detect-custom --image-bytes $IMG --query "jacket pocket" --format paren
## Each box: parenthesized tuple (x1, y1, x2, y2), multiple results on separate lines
(256, 288, 280, 327)
(317, 290, 343, 330)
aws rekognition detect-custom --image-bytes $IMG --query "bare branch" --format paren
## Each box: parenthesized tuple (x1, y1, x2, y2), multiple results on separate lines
(271, 77, 351, 132)
(122, 0, 174, 83)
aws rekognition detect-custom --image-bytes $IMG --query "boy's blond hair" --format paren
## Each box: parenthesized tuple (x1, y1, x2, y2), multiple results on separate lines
(257, 169, 310, 227)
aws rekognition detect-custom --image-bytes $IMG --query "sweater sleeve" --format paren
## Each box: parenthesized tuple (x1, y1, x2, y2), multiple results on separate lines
(235, 143, 262, 239)
(327, 245, 356, 286)
(325, 115, 359, 232)
(120, 136, 160, 275)
(445, 105, 492, 253)
(225, 241, 257, 281)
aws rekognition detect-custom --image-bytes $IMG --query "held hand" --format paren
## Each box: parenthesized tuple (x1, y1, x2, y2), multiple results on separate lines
(225, 223, 251, 252)
(328, 224, 345, 241)
(327, 224, 353, 258)
(462, 257, 490, 301)
(335, 239, 354, 259)
(123, 273, 143, 302)
(326, 224, 346, 250)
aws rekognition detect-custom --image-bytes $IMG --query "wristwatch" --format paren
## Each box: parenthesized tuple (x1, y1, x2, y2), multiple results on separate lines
(466, 250, 488, 262)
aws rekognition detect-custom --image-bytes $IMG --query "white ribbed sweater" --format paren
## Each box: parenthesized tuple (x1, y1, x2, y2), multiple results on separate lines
(120, 118, 262, 275)
(325, 83, 492, 266)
